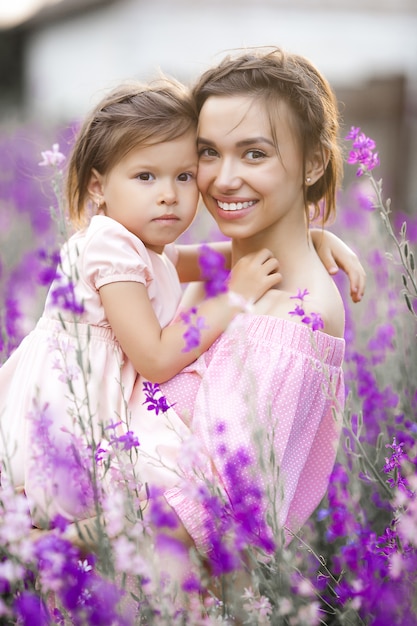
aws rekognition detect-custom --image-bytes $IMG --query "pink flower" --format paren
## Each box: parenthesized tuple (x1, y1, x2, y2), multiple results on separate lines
(39, 143, 66, 167)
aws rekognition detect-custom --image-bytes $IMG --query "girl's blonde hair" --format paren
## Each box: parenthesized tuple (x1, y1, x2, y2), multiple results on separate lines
(66, 77, 197, 227)
(192, 47, 343, 225)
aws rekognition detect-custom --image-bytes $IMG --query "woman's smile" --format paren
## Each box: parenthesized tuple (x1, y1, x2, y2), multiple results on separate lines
(216, 199, 257, 212)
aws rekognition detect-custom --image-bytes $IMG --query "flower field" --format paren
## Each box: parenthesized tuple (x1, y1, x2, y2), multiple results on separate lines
(0, 122, 416, 625)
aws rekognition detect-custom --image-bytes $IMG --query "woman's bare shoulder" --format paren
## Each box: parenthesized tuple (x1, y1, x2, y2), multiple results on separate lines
(253, 274, 345, 338)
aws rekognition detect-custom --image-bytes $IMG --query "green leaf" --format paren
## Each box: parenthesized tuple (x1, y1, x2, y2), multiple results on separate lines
(357, 410, 363, 435)
(376, 432, 385, 456)
(404, 292, 413, 313)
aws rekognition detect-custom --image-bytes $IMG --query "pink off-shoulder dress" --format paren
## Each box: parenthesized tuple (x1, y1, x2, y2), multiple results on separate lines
(0, 215, 185, 526)
(160, 314, 345, 552)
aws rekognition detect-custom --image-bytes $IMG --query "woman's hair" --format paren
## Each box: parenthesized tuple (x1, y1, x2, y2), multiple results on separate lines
(66, 77, 197, 227)
(192, 47, 343, 225)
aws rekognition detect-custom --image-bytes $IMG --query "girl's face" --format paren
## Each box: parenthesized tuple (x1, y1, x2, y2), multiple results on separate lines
(197, 95, 306, 244)
(91, 131, 199, 253)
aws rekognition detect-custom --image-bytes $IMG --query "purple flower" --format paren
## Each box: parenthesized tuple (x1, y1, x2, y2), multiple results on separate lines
(198, 244, 229, 297)
(304, 311, 325, 332)
(181, 572, 204, 593)
(148, 489, 179, 529)
(289, 303, 305, 318)
(50, 515, 71, 533)
(345, 126, 380, 177)
(109, 430, 140, 452)
(383, 437, 413, 495)
(37, 248, 60, 286)
(28, 399, 96, 515)
(13, 592, 51, 626)
(50, 277, 85, 315)
(180, 307, 208, 352)
(290, 288, 309, 301)
(289, 288, 324, 331)
(142, 381, 174, 414)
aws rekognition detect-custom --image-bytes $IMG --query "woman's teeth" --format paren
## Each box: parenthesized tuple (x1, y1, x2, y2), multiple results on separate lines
(217, 200, 256, 211)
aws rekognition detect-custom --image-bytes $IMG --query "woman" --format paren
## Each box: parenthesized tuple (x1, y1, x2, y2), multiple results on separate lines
(158, 47, 349, 563)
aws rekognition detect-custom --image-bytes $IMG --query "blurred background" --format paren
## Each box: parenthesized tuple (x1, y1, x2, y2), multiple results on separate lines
(1, 0, 417, 214)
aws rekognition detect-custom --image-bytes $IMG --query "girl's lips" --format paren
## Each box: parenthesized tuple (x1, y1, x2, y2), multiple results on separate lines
(153, 214, 180, 221)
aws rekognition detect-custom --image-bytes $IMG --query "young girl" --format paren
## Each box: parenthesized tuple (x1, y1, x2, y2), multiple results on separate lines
(0, 78, 281, 527)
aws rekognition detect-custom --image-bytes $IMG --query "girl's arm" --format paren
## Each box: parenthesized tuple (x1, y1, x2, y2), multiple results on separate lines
(99, 248, 280, 383)
(175, 241, 231, 283)
(311, 229, 366, 303)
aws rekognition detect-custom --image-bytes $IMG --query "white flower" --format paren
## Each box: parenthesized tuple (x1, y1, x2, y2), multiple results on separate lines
(278, 597, 293, 616)
(296, 578, 316, 597)
(296, 601, 321, 625)
(78, 559, 93, 573)
(0, 560, 25, 583)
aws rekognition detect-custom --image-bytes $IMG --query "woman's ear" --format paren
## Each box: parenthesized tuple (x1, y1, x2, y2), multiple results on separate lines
(305, 146, 330, 185)
(87, 168, 104, 204)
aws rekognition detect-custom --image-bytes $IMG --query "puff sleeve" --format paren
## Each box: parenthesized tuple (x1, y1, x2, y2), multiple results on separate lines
(82, 216, 153, 290)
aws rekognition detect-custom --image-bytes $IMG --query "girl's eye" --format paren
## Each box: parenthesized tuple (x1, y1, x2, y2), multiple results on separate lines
(177, 172, 194, 182)
(246, 149, 266, 161)
(137, 172, 155, 181)
(198, 147, 218, 159)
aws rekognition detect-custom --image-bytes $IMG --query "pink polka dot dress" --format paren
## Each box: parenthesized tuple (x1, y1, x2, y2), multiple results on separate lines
(161, 314, 345, 552)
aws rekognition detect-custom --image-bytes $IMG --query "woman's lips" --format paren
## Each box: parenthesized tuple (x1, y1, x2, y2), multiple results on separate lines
(214, 199, 257, 219)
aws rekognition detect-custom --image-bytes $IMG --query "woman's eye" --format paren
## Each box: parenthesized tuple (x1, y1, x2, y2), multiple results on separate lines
(177, 172, 194, 182)
(137, 172, 154, 181)
(246, 150, 266, 161)
(198, 147, 218, 158)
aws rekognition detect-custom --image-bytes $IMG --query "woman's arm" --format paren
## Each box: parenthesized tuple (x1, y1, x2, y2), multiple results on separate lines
(100, 248, 281, 383)
(177, 234, 365, 303)
(311, 229, 366, 303)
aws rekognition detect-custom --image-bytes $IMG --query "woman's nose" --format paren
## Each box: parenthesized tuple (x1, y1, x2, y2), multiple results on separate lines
(214, 159, 242, 191)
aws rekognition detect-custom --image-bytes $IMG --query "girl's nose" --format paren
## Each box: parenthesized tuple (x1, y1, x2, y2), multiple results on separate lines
(158, 181, 178, 205)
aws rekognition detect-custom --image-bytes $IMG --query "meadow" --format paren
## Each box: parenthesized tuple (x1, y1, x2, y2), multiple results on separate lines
(0, 121, 416, 625)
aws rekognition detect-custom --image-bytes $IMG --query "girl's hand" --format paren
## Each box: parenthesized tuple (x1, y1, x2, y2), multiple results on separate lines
(311, 229, 366, 303)
(228, 248, 282, 303)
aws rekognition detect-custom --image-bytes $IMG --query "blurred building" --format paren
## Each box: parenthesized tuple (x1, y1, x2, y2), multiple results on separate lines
(1, 0, 416, 213)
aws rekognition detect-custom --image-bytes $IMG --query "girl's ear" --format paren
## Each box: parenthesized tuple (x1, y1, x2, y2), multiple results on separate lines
(87, 168, 104, 204)
(305, 146, 330, 185)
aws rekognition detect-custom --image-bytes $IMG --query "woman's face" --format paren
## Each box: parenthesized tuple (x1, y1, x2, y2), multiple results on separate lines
(196, 95, 305, 243)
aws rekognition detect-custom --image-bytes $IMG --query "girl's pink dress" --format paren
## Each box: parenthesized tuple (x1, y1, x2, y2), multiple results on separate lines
(160, 314, 345, 552)
(0, 215, 186, 526)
